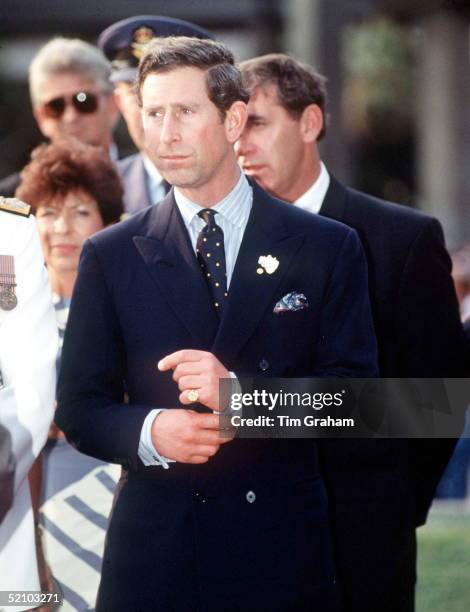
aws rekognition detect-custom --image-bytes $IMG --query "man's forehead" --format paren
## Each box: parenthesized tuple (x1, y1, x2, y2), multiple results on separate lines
(37, 72, 99, 96)
(246, 83, 285, 119)
(141, 66, 209, 101)
(248, 83, 282, 108)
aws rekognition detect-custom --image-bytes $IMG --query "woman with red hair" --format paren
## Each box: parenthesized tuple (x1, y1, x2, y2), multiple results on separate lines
(16, 137, 124, 611)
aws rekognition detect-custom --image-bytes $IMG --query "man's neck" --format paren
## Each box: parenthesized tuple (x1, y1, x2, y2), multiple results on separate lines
(177, 159, 241, 208)
(278, 149, 322, 203)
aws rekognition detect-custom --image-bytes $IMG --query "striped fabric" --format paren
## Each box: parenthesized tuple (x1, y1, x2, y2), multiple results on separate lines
(40, 453, 120, 611)
(39, 295, 120, 611)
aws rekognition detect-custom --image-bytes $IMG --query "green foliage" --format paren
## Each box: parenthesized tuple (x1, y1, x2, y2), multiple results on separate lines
(342, 18, 414, 139)
(417, 511, 470, 612)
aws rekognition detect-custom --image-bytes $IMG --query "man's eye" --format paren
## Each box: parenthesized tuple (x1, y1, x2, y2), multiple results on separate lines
(181, 107, 193, 115)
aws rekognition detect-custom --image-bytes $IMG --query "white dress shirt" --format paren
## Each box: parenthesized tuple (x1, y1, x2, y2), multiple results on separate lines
(138, 172, 253, 468)
(294, 161, 330, 213)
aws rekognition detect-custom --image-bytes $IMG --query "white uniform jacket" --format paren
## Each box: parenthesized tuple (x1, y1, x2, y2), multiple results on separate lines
(0, 210, 57, 609)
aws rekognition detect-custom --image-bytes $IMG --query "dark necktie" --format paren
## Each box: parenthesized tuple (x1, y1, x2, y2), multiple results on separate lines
(196, 209, 227, 316)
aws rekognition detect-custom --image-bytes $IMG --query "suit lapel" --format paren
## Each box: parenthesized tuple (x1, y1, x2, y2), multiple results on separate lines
(133, 190, 219, 347)
(319, 175, 348, 222)
(212, 184, 305, 366)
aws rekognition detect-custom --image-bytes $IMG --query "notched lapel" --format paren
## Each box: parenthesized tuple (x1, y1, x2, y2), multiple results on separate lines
(319, 175, 348, 222)
(133, 193, 219, 348)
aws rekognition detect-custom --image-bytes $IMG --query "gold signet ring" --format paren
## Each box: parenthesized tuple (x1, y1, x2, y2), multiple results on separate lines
(187, 389, 199, 403)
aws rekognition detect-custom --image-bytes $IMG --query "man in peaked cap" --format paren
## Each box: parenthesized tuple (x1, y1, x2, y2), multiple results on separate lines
(99, 15, 213, 214)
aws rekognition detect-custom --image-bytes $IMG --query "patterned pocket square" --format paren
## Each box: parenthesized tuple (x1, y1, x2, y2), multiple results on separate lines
(273, 292, 309, 314)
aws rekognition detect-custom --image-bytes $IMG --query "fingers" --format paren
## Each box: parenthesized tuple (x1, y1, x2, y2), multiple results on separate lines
(193, 412, 221, 430)
(177, 374, 208, 392)
(158, 349, 209, 372)
(191, 427, 224, 446)
(172, 361, 203, 382)
(189, 456, 210, 464)
(194, 445, 220, 458)
(179, 384, 216, 407)
(151, 409, 233, 464)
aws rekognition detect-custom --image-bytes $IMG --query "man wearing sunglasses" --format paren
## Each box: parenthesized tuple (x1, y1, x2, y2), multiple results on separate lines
(98, 15, 213, 214)
(0, 38, 119, 198)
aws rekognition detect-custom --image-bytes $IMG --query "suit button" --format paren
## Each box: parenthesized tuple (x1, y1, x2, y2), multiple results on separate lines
(259, 359, 269, 372)
(246, 490, 256, 503)
(193, 491, 207, 503)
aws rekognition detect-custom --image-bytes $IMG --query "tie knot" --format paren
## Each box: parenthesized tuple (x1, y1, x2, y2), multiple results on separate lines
(198, 208, 217, 227)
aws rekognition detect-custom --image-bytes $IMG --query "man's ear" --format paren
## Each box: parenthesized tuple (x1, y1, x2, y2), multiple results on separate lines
(225, 101, 248, 144)
(299, 104, 323, 143)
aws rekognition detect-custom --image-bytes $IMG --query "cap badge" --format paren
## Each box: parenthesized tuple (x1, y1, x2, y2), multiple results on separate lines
(132, 26, 156, 59)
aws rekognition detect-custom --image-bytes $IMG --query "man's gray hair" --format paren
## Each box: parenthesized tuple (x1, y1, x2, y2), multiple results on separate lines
(29, 37, 113, 106)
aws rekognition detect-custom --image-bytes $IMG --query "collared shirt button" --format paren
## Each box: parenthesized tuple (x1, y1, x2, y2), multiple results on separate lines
(246, 490, 256, 504)
(259, 359, 269, 371)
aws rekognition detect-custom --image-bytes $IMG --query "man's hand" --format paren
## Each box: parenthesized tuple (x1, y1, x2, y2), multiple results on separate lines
(150, 409, 232, 464)
(158, 349, 229, 411)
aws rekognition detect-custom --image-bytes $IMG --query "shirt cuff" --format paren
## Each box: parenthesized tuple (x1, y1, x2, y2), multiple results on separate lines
(138, 409, 176, 469)
(223, 371, 242, 415)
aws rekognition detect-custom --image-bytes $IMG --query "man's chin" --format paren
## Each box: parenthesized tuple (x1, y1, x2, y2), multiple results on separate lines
(162, 172, 198, 190)
(245, 173, 267, 190)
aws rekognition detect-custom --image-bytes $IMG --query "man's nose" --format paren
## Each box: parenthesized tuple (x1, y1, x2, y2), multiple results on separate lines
(61, 101, 81, 123)
(160, 113, 180, 144)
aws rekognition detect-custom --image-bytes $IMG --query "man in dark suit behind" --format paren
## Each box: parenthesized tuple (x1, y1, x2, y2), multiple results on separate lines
(56, 37, 377, 611)
(236, 53, 469, 612)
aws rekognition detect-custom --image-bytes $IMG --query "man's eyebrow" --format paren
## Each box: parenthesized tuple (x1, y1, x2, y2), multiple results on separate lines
(143, 102, 202, 110)
(142, 103, 163, 111)
(246, 113, 265, 123)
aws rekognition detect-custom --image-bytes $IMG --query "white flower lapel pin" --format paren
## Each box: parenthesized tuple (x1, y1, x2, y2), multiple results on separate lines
(257, 255, 279, 275)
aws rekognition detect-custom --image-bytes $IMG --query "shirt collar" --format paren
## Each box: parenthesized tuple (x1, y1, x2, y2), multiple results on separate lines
(174, 172, 251, 229)
(294, 161, 330, 214)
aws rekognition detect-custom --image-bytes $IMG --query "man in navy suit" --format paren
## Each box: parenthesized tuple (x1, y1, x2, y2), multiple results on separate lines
(236, 53, 470, 612)
(98, 15, 213, 213)
(56, 37, 377, 611)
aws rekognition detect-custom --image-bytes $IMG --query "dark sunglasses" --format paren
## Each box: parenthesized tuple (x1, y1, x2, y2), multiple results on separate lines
(41, 91, 100, 118)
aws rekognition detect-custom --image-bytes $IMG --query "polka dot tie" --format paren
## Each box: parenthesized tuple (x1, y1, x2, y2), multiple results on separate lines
(196, 209, 227, 316)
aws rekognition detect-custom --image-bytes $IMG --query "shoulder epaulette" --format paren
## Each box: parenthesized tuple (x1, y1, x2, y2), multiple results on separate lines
(0, 196, 31, 217)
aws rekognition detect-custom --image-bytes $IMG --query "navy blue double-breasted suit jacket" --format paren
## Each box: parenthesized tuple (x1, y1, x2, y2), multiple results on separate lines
(56, 182, 377, 611)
